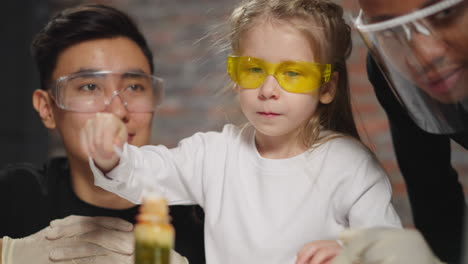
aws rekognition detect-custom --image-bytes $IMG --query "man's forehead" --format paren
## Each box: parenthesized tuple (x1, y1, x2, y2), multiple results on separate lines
(358, 0, 437, 23)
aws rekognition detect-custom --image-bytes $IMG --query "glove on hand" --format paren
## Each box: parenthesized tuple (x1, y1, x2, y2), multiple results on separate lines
(2, 215, 133, 264)
(333, 227, 445, 264)
(48, 215, 190, 264)
(170, 250, 190, 264)
(3, 215, 190, 264)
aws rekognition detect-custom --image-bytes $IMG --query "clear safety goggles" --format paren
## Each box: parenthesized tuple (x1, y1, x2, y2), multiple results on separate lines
(227, 55, 332, 94)
(355, 0, 468, 134)
(49, 70, 164, 113)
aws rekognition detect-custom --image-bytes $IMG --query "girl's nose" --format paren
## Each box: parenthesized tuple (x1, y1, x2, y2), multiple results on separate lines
(258, 75, 280, 100)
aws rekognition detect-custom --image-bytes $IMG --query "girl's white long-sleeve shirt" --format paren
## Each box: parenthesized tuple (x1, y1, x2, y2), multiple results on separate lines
(91, 124, 401, 264)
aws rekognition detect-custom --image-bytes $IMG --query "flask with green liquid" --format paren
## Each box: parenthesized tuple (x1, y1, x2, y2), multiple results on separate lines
(134, 195, 174, 264)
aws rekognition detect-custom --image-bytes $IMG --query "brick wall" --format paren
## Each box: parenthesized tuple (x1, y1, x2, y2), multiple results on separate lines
(52, 0, 468, 227)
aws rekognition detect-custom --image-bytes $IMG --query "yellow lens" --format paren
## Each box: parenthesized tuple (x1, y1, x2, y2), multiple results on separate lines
(238, 57, 267, 89)
(276, 62, 318, 93)
(227, 56, 267, 89)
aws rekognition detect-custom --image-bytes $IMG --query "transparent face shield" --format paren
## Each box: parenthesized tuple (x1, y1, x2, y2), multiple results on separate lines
(355, 0, 468, 134)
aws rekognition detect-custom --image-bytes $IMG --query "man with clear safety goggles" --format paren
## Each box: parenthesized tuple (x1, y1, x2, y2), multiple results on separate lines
(333, 0, 468, 264)
(49, 70, 163, 113)
(0, 4, 201, 264)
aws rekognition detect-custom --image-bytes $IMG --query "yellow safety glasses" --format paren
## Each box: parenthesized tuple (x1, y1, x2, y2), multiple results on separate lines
(227, 55, 332, 94)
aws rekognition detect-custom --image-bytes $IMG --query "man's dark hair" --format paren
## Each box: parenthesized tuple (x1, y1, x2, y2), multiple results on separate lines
(31, 4, 154, 90)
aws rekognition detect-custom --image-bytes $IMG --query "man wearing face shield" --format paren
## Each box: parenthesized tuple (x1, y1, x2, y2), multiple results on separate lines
(334, 0, 468, 263)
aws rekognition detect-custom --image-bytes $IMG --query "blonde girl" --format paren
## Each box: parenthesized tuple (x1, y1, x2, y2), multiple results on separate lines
(82, 0, 401, 263)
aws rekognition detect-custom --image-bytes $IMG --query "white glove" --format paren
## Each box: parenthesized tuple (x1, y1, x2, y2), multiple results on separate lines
(47, 215, 135, 263)
(50, 241, 188, 264)
(171, 250, 190, 264)
(333, 227, 445, 264)
(49, 216, 189, 264)
(3, 215, 189, 264)
(2, 215, 134, 264)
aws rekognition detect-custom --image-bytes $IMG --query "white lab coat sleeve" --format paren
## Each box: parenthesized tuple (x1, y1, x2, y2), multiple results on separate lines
(91, 130, 226, 206)
(90, 143, 153, 204)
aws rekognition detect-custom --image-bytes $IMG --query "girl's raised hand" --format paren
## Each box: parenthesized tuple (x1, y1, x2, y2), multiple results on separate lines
(295, 240, 342, 264)
(81, 112, 128, 172)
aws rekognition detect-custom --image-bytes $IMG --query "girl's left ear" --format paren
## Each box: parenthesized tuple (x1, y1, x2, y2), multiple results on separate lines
(319, 71, 338, 104)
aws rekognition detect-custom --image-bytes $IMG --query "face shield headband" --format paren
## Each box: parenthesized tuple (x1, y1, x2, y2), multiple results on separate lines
(355, 0, 468, 134)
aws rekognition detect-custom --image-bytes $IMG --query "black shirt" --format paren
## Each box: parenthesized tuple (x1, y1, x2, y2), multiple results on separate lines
(367, 55, 467, 263)
(0, 157, 205, 263)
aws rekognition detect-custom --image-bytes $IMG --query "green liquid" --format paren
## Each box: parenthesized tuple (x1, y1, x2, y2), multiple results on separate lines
(135, 242, 171, 264)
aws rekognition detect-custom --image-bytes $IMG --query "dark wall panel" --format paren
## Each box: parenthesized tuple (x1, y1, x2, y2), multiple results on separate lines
(0, 0, 50, 168)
